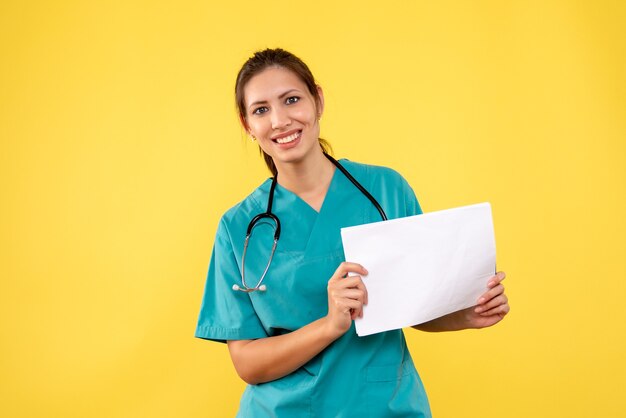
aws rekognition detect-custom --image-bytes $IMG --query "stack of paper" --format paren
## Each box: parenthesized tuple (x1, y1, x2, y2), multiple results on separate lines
(340, 202, 496, 337)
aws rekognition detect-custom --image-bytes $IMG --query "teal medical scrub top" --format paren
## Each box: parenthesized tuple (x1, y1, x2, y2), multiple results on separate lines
(195, 159, 432, 417)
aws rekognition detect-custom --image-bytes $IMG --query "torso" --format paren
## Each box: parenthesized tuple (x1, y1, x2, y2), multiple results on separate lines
(218, 159, 431, 417)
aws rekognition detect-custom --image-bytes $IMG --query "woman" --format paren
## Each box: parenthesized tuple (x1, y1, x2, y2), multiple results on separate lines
(195, 48, 510, 417)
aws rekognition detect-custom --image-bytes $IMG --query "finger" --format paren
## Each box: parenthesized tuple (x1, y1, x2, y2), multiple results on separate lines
(487, 271, 506, 288)
(337, 298, 363, 314)
(332, 262, 368, 280)
(339, 276, 364, 288)
(479, 303, 510, 317)
(477, 284, 504, 304)
(350, 307, 363, 321)
(478, 285, 505, 304)
(351, 307, 365, 321)
(355, 305, 365, 320)
(328, 277, 361, 295)
(345, 278, 368, 306)
(355, 280, 368, 305)
(337, 262, 368, 278)
(333, 288, 365, 303)
(332, 295, 363, 310)
(474, 294, 508, 313)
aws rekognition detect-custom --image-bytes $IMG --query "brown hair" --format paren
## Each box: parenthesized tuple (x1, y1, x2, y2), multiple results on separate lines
(235, 48, 331, 176)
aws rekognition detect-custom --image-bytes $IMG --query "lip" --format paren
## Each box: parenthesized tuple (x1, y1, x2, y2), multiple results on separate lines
(273, 130, 302, 149)
(271, 129, 302, 142)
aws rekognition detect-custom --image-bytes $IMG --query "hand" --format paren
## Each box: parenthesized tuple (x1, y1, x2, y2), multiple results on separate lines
(462, 271, 510, 329)
(324, 262, 369, 338)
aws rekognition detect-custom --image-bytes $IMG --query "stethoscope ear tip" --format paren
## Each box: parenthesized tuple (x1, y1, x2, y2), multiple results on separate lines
(232, 284, 241, 291)
(258, 285, 267, 291)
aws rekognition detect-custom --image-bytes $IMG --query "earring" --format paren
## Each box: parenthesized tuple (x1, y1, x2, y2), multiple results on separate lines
(248, 133, 256, 141)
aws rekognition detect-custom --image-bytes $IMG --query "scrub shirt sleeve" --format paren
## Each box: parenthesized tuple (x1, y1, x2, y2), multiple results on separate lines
(399, 174, 423, 217)
(195, 217, 268, 343)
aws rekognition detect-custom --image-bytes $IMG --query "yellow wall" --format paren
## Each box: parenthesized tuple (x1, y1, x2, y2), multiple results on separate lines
(2, 1, 625, 417)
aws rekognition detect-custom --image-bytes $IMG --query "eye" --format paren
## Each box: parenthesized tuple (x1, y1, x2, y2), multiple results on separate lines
(252, 106, 269, 115)
(285, 96, 300, 105)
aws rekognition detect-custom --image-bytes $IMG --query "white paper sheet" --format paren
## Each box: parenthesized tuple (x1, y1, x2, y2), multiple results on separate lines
(340, 202, 496, 337)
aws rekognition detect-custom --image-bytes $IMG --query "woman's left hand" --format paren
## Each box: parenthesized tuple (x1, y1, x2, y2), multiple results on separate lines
(462, 271, 510, 329)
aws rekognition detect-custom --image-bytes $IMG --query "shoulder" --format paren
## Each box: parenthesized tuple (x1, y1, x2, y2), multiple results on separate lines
(338, 157, 422, 217)
(338, 158, 411, 188)
(217, 179, 271, 237)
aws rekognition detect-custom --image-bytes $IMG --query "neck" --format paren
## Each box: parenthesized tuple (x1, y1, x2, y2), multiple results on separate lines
(274, 150, 335, 196)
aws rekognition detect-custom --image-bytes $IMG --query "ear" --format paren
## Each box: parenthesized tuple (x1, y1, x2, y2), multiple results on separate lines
(238, 113, 250, 133)
(315, 85, 325, 119)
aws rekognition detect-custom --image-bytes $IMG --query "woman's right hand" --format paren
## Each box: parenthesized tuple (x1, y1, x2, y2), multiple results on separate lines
(324, 262, 369, 338)
(228, 262, 369, 385)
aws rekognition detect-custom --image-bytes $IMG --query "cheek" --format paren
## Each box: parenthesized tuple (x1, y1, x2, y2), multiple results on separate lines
(248, 120, 268, 136)
(294, 107, 317, 125)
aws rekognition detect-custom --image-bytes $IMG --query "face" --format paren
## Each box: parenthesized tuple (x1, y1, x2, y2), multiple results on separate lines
(242, 66, 323, 169)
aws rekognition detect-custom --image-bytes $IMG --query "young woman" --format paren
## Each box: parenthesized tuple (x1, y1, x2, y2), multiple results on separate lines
(195, 48, 510, 417)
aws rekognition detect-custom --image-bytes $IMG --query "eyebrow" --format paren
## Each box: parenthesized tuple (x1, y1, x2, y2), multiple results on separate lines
(247, 89, 300, 110)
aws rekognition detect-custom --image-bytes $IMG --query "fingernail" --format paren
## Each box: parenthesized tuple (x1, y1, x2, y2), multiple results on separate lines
(488, 281, 495, 287)
(474, 307, 482, 313)
(478, 297, 485, 304)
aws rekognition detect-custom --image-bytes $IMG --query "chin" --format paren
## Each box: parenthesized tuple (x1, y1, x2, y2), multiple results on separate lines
(274, 145, 318, 166)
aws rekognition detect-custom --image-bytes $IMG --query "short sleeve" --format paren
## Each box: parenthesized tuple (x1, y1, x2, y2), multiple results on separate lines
(194, 217, 268, 343)
(403, 179, 423, 217)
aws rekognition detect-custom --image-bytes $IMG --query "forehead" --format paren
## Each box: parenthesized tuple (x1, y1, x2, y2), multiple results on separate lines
(244, 66, 309, 104)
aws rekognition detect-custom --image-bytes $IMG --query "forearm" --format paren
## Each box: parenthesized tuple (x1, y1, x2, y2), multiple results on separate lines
(412, 309, 470, 332)
(228, 316, 341, 385)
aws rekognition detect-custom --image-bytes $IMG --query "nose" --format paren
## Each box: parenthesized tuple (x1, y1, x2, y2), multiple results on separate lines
(271, 107, 291, 130)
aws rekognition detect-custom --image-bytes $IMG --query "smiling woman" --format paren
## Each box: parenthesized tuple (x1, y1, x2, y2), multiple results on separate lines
(194, 48, 510, 417)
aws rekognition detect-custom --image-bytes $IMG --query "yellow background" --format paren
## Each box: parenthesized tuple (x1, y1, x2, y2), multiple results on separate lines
(1, 1, 625, 417)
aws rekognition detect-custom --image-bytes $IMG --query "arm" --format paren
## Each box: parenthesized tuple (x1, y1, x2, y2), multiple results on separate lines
(228, 317, 337, 385)
(413, 271, 510, 332)
(227, 262, 368, 385)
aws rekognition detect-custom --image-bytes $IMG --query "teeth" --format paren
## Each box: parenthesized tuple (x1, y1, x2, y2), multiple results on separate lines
(276, 131, 300, 144)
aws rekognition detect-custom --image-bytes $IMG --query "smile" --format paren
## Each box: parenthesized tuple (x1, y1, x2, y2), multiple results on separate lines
(273, 130, 302, 144)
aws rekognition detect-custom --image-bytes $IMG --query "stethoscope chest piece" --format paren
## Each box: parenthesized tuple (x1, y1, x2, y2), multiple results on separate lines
(233, 181, 281, 293)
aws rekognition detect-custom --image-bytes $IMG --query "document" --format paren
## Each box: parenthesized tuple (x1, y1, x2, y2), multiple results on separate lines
(341, 202, 496, 337)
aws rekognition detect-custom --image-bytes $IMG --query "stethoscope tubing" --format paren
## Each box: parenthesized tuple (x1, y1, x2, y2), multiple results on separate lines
(233, 153, 387, 293)
(325, 154, 387, 222)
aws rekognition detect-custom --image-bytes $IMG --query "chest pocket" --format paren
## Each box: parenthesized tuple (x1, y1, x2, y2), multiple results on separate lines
(248, 249, 345, 336)
(292, 250, 345, 320)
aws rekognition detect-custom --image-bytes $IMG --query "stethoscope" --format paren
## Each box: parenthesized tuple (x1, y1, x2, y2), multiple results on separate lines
(232, 153, 388, 293)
